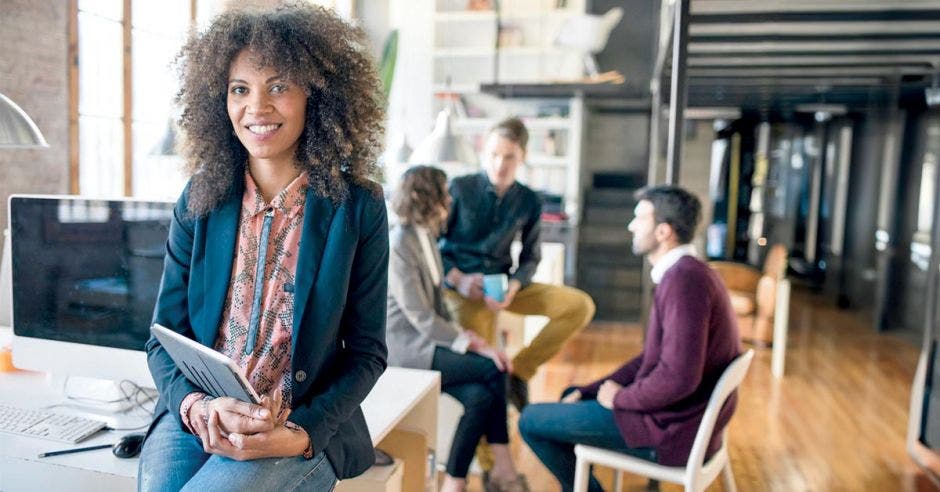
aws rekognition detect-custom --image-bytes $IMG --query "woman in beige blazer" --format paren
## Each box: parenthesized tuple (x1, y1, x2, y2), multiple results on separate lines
(386, 166, 529, 492)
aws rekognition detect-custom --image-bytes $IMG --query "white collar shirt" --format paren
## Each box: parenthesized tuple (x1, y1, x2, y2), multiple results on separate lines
(650, 244, 698, 284)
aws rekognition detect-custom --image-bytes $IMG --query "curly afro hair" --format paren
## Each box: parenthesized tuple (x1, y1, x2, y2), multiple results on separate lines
(175, 2, 384, 216)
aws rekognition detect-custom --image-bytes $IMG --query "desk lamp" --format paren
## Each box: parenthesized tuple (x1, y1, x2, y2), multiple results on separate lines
(408, 106, 478, 177)
(0, 92, 48, 148)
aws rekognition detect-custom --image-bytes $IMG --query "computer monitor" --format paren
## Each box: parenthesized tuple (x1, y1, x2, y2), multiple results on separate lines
(8, 195, 174, 392)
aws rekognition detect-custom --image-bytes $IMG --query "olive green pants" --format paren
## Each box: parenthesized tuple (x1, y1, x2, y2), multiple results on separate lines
(443, 282, 596, 380)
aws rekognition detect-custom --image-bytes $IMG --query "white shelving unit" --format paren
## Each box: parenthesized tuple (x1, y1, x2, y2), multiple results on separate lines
(430, 0, 587, 223)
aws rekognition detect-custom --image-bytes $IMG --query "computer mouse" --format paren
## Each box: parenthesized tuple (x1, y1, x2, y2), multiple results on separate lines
(112, 433, 146, 459)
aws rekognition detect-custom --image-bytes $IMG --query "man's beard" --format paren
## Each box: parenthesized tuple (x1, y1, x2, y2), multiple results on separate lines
(632, 236, 658, 256)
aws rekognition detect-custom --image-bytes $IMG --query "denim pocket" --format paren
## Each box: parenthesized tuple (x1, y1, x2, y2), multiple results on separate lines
(295, 452, 337, 491)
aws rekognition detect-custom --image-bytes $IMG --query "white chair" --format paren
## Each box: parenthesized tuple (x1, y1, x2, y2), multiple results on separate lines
(573, 349, 755, 492)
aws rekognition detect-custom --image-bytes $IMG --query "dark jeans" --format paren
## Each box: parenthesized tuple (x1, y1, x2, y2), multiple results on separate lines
(519, 400, 655, 492)
(431, 346, 509, 478)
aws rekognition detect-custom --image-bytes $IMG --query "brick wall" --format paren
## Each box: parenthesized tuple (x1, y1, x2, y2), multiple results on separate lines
(0, 0, 70, 230)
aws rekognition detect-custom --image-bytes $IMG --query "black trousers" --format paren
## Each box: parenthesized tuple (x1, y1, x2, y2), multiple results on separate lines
(431, 346, 509, 478)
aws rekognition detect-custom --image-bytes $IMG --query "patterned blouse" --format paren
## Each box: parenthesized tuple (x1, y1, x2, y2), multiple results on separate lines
(216, 170, 308, 417)
(179, 170, 309, 427)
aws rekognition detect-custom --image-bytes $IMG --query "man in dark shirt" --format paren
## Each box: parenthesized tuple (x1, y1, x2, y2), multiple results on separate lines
(441, 117, 595, 411)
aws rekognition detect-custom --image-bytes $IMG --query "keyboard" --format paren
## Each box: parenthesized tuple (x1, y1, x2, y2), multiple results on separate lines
(0, 404, 107, 444)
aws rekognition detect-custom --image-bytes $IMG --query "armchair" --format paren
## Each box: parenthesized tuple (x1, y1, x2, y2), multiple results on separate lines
(709, 244, 787, 346)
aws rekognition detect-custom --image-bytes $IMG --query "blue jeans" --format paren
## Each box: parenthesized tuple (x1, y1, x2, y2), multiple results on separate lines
(519, 400, 655, 492)
(138, 412, 337, 492)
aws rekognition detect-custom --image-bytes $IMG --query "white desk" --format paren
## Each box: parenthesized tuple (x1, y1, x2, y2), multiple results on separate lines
(0, 335, 440, 492)
(361, 367, 439, 447)
(0, 363, 147, 490)
(342, 367, 440, 492)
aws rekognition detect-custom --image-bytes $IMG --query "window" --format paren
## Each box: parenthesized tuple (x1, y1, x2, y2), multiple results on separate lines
(74, 0, 192, 200)
(77, 0, 124, 197)
(130, 0, 190, 199)
(72, 0, 354, 199)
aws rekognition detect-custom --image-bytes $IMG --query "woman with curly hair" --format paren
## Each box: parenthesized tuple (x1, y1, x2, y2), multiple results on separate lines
(386, 165, 529, 492)
(138, 4, 388, 490)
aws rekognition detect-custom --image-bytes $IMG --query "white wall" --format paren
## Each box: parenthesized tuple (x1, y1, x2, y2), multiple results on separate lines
(0, 0, 70, 229)
(385, 0, 434, 156)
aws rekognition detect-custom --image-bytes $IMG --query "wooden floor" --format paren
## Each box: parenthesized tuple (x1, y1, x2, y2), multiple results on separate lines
(457, 288, 939, 491)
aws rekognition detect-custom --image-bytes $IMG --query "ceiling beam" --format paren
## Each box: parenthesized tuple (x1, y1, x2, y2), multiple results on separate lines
(688, 54, 940, 66)
(684, 107, 742, 119)
(687, 66, 931, 77)
(689, 39, 940, 54)
(691, 21, 940, 36)
(688, 77, 886, 86)
(691, 0, 940, 15)
(686, 89, 893, 97)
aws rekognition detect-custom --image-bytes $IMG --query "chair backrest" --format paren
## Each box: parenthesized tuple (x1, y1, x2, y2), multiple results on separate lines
(684, 349, 754, 479)
(762, 244, 788, 279)
(708, 261, 761, 294)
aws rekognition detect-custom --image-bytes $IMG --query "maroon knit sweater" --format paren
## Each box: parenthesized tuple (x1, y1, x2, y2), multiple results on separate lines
(578, 255, 741, 466)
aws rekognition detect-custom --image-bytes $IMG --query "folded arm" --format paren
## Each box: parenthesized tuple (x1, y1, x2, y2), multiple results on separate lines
(577, 355, 642, 400)
(613, 277, 710, 412)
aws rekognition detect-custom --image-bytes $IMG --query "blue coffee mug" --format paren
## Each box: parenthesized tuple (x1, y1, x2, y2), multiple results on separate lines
(483, 274, 508, 302)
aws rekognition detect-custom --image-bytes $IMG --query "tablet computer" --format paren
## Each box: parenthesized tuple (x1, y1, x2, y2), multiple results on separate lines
(151, 323, 261, 404)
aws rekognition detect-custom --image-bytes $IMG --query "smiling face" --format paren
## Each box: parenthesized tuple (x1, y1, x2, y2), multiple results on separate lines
(483, 133, 525, 194)
(227, 49, 308, 169)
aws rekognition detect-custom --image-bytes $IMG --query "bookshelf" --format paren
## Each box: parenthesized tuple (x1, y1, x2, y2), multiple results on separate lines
(430, 0, 588, 223)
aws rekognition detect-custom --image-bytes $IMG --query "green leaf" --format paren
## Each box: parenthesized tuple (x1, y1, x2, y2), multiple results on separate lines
(379, 29, 399, 108)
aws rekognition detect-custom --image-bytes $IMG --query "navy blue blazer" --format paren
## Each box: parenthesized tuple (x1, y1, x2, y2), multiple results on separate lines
(145, 176, 389, 479)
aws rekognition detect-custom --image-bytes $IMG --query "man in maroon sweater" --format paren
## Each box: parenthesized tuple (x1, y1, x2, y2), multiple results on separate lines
(519, 185, 740, 492)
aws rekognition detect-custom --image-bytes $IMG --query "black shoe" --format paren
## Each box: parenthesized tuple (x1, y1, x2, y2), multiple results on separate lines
(507, 374, 529, 412)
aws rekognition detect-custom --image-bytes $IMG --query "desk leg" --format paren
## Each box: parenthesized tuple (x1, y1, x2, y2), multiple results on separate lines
(396, 386, 438, 444)
(379, 428, 428, 492)
(379, 374, 439, 491)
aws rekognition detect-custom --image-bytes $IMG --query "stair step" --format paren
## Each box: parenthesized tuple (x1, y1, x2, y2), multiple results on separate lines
(583, 189, 638, 208)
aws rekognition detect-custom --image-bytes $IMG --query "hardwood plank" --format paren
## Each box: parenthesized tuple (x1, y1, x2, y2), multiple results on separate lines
(456, 288, 937, 491)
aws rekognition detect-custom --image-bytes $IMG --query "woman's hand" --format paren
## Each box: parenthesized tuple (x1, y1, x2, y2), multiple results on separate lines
(193, 411, 310, 461)
(464, 330, 512, 372)
(473, 345, 513, 373)
(465, 330, 488, 352)
(189, 389, 282, 438)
